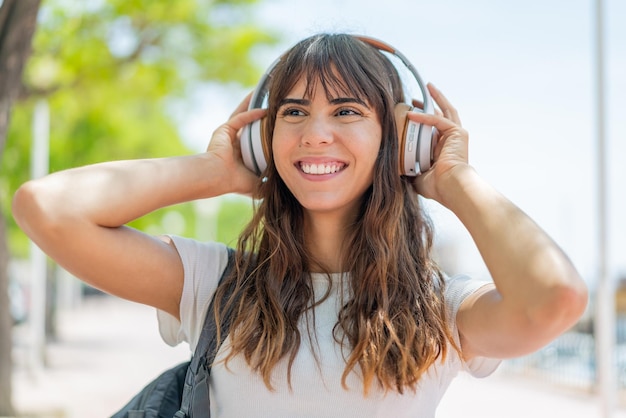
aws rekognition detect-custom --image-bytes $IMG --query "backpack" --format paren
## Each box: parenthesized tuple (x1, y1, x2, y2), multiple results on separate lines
(111, 248, 236, 418)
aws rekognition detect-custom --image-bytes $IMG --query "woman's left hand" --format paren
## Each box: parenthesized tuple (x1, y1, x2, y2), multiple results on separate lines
(409, 83, 471, 203)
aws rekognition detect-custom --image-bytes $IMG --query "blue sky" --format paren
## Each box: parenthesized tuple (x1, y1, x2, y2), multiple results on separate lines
(181, 0, 625, 284)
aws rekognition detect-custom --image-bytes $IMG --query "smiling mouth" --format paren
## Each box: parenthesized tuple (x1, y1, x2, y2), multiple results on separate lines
(299, 162, 346, 175)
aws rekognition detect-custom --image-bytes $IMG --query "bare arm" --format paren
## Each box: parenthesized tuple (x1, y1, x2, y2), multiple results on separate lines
(411, 84, 588, 359)
(438, 166, 587, 358)
(12, 99, 264, 319)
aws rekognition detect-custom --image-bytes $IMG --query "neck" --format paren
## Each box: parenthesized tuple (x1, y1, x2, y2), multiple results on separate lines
(304, 209, 355, 273)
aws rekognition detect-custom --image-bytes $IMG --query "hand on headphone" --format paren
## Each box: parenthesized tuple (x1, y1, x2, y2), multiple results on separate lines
(205, 92, 267, 196)
(409, 83, 470, 203)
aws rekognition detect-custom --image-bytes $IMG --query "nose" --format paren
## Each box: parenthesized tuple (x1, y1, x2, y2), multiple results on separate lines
(301, 116, 334, 147)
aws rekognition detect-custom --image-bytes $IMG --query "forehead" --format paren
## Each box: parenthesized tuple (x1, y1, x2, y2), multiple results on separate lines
(281, 67, 364, 102)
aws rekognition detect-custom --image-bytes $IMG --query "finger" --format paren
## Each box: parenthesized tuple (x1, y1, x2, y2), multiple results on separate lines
(208, 107, 267, 153)
(405, 110, 458, 133)
(432, 129, 447, 160)
(411, 98, 442, 116)
(225, 108, 267, 133)
(411, 99, 424, 110)
(432, 128, 441, 157)
(210, 107, 267, 156)
(427, 83, 462, 126)
(229, 91, 255, 118)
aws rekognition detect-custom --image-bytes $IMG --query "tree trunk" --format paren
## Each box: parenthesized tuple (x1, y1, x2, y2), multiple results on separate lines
(0, 0, 42, 415)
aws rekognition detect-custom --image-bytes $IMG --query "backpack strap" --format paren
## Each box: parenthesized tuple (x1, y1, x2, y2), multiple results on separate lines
(175, 247, 237, 418)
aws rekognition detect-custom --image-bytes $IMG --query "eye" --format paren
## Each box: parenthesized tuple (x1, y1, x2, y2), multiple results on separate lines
(280, 107, 305, 117)
(336, 107, 361, 117)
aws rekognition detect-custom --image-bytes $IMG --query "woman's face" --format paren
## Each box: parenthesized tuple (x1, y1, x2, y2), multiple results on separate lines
(272, 76, 382, 220)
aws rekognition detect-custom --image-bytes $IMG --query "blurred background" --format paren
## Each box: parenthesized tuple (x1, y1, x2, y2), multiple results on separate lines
(0, 0, 624, 416)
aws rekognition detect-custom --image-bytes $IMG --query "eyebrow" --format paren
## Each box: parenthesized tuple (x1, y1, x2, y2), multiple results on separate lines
(278, 97, 369, 108)
(278, 98, 309, 107)
(332, 97, 368, 107)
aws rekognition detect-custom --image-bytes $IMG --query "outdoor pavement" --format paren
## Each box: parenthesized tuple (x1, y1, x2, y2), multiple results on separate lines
(9, 294, 626, 418)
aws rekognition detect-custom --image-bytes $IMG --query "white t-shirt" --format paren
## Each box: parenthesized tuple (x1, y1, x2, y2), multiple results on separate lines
(157, 236, 500, 418)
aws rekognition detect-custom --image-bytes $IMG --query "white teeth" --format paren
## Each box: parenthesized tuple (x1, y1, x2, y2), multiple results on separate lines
(301, 163, 343, 174)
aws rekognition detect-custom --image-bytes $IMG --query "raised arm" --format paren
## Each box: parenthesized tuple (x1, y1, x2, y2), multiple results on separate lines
(11, 97, 264, 319)
(411, 84, 588, 360)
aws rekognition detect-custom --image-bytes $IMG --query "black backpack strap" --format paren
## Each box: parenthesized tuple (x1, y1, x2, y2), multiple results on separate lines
(175, 247, 237, 418)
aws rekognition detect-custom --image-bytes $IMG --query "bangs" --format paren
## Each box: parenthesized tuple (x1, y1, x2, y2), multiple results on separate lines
(270, 34, 388, 112)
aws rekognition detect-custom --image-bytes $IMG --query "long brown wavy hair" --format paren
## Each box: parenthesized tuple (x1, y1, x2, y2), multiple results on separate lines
(213, 33, 458, 395)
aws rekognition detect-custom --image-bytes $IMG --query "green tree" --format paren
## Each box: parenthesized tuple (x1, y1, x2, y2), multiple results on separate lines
(0, 0, 276, 413)
(4, 0, 277, 254)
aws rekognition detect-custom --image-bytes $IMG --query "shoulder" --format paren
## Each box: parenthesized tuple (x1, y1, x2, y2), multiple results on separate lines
(443, 274, 501, 376)
(443, 274, 493, 311)
(166, 236, 232, 285)
(441, 274, 494, 328)
(158, 237, 232, 350)
(167, 235, 228, 263)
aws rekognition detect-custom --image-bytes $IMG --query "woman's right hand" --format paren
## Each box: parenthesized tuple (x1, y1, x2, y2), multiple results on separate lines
(205, 92, 266, 196)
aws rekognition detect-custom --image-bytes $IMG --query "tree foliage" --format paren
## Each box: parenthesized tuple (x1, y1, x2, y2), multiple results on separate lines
(2, 0, 276, 256)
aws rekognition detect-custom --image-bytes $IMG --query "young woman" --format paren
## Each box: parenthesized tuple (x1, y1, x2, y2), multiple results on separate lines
(12, 33, 588, 417)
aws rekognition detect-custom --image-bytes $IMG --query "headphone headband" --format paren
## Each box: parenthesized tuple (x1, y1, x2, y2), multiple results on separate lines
(241, 35, 436, 177)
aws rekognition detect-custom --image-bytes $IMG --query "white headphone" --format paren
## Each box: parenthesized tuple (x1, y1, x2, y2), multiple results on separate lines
(240, 35, 436, 177)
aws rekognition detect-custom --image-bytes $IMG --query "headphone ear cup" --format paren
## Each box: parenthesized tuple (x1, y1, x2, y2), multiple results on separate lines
(394, 102, 435, 176)
(241, 119, 267, 176)
(241, 122, 258, 175)
(417, 120, 435, 175)
(394, 103, 412, 176)
(239, 55, 279, 177)
(260, 118, 270, 172)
